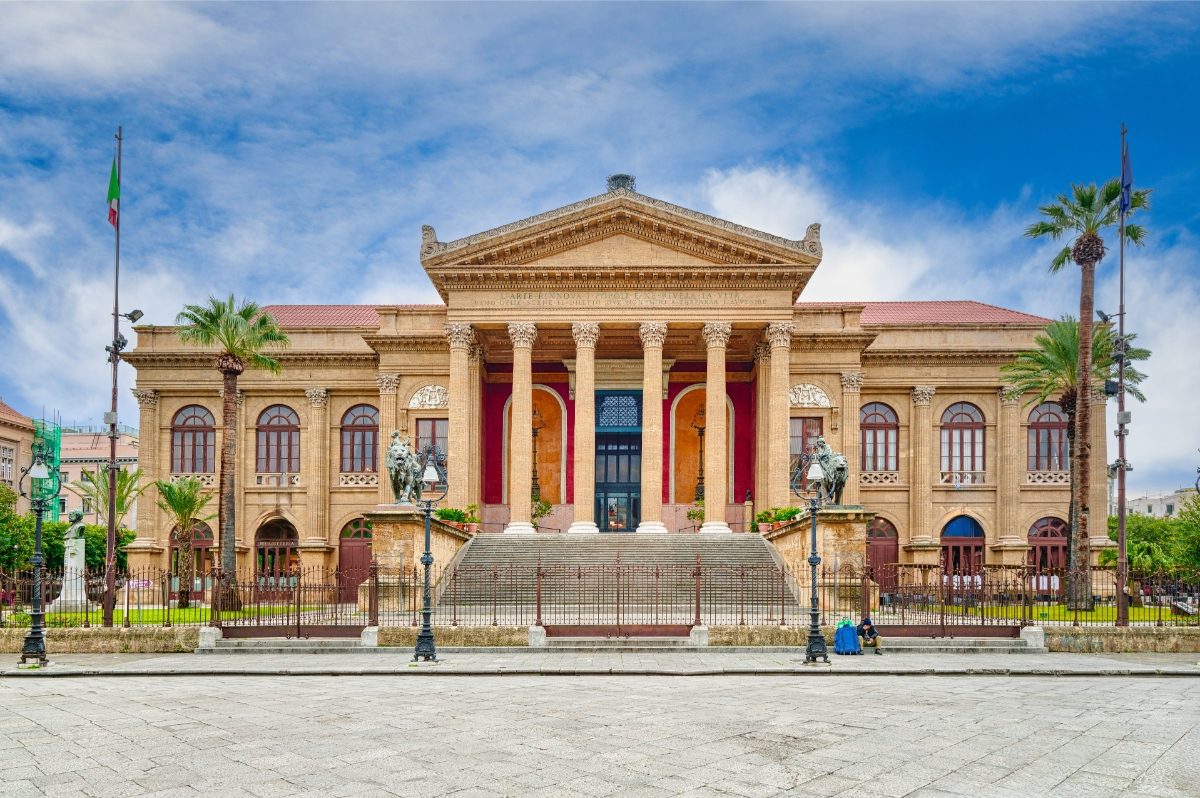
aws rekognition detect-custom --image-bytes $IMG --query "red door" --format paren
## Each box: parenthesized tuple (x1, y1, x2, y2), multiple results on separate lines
(866, 518, 899, 592)
(338, 518, 374, 603)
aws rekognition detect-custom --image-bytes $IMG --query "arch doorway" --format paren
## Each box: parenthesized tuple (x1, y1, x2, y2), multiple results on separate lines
(1028, 517, 1068, 571)
(169, 521, 214, 599)
(338, 518, 373, 602)
(866, 517, 899, 593)
(256, 519, 299, 597)
(940, 516, 985, 574)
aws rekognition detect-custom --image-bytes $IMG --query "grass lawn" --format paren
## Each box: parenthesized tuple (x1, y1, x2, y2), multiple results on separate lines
(954, 604, 1182, 624)
(3, 605, 331, 627)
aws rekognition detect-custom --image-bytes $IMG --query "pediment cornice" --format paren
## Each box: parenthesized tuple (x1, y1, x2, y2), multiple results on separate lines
(420, 189, 822, 270)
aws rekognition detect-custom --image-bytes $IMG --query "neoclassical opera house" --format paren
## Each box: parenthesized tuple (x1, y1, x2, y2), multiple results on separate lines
(125, 175, 1106, 584)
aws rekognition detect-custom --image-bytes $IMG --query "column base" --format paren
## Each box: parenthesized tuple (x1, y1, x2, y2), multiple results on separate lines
(698, 522, 732, 534)
(503, 522, 537, 535)
(566, 521, 600, 534)
(635, 521, 669, 534)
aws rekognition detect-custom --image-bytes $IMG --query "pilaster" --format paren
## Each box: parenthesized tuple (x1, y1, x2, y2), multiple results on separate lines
(907, 385, 936, 547)
(468, 344, 484, 508)
(131, 389, 162, 557)
(637, 322, 668, 533)
(700, 322, 731, 533)
(376, 373, 400, 505)
(752, 342, 770, 513)
(568, 323, 600, 534)
(1089, 391, 1112, 559)
(840, 371, 864, 505)
(304, 388, 330, 545)
(445, 323, 474, 509)
(505, 322, 537, 534)
(767, 322, 794, 508)
(997, 388, 1022, 544)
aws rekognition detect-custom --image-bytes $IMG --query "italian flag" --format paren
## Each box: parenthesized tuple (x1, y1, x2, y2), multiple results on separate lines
(106, 157, 119, 228)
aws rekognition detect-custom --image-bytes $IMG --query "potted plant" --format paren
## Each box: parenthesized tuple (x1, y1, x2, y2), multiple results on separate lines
(434, 507, 469, 529)
(755, 509, 773, 534)
(464, 503, 481, 534)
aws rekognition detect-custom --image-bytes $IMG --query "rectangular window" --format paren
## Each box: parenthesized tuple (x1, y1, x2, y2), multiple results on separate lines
(789, 417, 823, 487)
(256, 429, 299, 473)
(0, 445, 13, 484)
(861, 428, 898, 472)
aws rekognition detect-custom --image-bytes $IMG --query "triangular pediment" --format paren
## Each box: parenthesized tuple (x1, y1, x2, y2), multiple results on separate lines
(523, 232, 724, 267)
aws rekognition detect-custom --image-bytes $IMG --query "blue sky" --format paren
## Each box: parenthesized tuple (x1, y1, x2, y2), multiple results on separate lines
(1, 2, 1197, 496)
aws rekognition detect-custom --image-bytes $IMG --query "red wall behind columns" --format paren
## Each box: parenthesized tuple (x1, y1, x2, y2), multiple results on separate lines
(664, 363, 756, 505)
(481, 372, 574, 506)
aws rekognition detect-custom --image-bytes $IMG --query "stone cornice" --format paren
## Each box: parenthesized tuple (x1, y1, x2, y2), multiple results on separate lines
(361, 335, 449, 354)
(122, 351, 378, 369)
(790, 331, 878, 353)
(863, 348, 1027, 366)
(421, 190, 821, 267)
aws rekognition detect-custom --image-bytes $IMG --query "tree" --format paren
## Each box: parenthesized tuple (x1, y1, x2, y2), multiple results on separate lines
(154, 477, 215, 609)
(66, 467, 146, 530)
(175, 296, 289, 603)
(1025, 179, 1150, 607)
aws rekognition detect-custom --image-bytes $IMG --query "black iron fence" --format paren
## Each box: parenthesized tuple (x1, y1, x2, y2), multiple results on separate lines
(1, 563, 1197, 631)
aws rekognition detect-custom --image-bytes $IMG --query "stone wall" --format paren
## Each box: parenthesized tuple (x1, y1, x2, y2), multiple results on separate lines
(1045, 626, 1200, 653)
(379, 626, 528, 647)
(0, 627, 200, 654)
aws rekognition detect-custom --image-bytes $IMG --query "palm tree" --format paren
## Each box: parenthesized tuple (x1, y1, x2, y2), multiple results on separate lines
(1003, 318, 1150, 600)
(1026, 179, 1149, 607)
(176, 296, 289, 604)
(154, 477, 215, 609)
(66, 467, 146, 530)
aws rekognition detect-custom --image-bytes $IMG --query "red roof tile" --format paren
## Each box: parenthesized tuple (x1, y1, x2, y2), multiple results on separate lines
(797, 301, 1049, 326)
(262, 305, 381, 328)
(0, 399, 32, 426)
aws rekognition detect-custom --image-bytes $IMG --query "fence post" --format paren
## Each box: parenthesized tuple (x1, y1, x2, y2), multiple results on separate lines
(162, 570, 172, 628)
(211, 568, 222, 629)
(860, 568, 870, 621)
(693, 555, 702, 628)
(535, 557, 543, 629)
(294, 568, 302, 639)
(1157, 567, 1164, 627)
(451, 569, 459, 627)
(369, 560, 379, 627)
(938, 568, 946, 639)
(122, 570, 131, 628)
(411, 566, 419, 627)
(779, 567, 786, 627)
(491, 566, 498, 627)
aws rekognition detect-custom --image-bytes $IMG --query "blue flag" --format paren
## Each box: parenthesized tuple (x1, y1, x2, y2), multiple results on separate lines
(1119, 139, 1133, 215)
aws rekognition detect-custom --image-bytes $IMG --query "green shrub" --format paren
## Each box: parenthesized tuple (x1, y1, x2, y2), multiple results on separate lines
(686, 500, 705, 523)
(435, 507, 469, 523)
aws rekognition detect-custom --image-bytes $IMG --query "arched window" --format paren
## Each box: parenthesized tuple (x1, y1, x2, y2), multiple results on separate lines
(256, 405, 300, 474)
(940, 402, 985, 484)
(1028, 402, 1069, 471)
(1028, 516, 1069, 571)
(866, 517, 900, 590)
(340, 404, 379, 473)
(940, 515, 985, 573)
(860, 402, 898, 472)
(171, 405, 215, 473)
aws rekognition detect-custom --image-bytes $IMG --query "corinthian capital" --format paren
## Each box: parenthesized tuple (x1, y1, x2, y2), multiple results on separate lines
(765, 321, 794, 349)
(840, 371, 865, 393)
(702, 322, 732, 349)
(444, 323, 475, 350)
(752, 341, 770, 365)
(911, 385, 937, 406)
(638, 321, 667, 349)
(131, 388, 159, 409)
(468, 343, 485, 365)
(376, 373, 400, 395)
(305, 388, 329, 408)
(999, 387, 1021, 405)
(508, 322, 538, 349)
(571, 322, 600, 349)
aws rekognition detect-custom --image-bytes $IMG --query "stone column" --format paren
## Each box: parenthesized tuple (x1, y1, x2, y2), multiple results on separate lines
(997, 388, 1022, 542)
(908, 386, 937, 546)
(752, 342, 770, 513)
(445, 323, 475, 510)
(505, 322, 538, 534)
(637, 322, 668, 533)
(766, 322, 794, 508)
(840, 371, 864, 506)
(376, 374, 399, 505)
(304, 389, 331, 550)
(468, 343, 484, 508)
(130, 389, 162, 566)
(700, 322, 732, 533)
(1088, 391, 1110, 560)
(568, 322, 600, 534)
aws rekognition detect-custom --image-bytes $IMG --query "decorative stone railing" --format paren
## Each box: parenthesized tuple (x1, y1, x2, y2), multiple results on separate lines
(171, 473, 216, 487)
(860, 471, 899, 486)
(255, 473, 300, 487)
(939, 471, 986, 486)
(339, 472, 379, 487)
(1026, 470, 1070, 485)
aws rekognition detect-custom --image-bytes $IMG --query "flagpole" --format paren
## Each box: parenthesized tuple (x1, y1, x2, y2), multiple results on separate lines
(103, 126, 122, 628)
(1116, 123, 1129, 627)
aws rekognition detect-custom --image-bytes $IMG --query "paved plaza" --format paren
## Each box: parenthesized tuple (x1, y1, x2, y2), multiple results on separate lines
(2, 670, 1198, 798)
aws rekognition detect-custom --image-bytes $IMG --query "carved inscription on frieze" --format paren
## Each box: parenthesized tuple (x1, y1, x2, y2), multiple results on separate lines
(462, 289, 775, 310)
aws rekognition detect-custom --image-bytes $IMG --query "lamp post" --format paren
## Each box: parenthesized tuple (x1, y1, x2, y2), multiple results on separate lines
(18, 441, 60, 666)
(531, 409, 545, 502)
(414, 442, 447, 663)
(692, 407, 706, 502)
(803, 459, 829, 664)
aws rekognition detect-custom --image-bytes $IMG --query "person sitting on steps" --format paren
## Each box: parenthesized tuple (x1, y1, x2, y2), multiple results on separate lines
(857, 616, 883, 655)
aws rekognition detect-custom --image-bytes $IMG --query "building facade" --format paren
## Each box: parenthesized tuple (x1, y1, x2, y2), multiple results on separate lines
(59, 426, 140, 529)
(1127, 488, 1198, 519)
(125, 176, 1109, 577)
(0, 399, 35, 516)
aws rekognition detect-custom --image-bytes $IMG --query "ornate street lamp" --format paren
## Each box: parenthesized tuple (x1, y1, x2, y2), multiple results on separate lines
(802, 458, 829, 664)
(531, 409, 545, 502)
(691, 407, 706, 502)
(413, 442, 447, 663)
(17, 441, 61, 667)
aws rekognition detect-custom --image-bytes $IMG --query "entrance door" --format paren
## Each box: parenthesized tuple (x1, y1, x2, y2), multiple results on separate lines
(595, 434, 641, 532)
(337, 518, 373, 603)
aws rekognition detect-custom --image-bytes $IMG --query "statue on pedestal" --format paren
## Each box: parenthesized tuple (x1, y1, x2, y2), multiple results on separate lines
(813, 436, 849, 506)
(385, 431, 423, 505)
(49, 510, 94, 613)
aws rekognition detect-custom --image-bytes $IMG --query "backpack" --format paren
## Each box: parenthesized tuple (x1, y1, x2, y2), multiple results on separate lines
(833, 621, 861, 655)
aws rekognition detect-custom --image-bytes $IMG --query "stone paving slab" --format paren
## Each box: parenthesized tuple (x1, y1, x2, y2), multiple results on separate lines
(2, 674, 1198, 797)
(2, 650, 1198, 677)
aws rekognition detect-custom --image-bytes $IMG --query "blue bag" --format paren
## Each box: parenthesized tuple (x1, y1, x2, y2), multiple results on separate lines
(833, 622, 862, 655)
